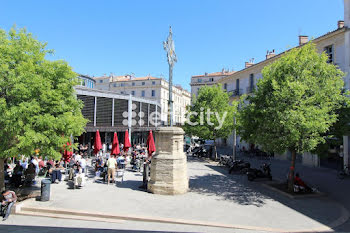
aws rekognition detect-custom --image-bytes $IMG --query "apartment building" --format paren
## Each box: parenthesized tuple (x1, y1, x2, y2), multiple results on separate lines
(93, 74, 191, 125)
(216, 6, 350, 168)
(190, 69, 235, 99)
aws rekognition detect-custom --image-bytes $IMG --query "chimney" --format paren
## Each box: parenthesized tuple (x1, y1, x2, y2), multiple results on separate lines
(245, 58, 255, 68)
(338, 20, 345, 29)
(299, 35, 308, 46)
(204, 72, 208, 76)
(266, 49, 276, 60)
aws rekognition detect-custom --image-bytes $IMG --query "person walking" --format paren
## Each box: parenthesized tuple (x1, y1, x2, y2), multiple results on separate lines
(107, 155, 118, 185)
(1, 190, 17, 221)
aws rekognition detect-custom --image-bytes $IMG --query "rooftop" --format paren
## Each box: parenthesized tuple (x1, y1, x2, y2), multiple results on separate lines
(192, 71, 235, 78)
(220, 26, 346, 83)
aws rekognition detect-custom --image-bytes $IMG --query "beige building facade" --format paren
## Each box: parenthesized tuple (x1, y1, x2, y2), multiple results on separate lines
(94, 75, 191, 126)
(190, 69, 235, 99)
(216, 7, 350, 168)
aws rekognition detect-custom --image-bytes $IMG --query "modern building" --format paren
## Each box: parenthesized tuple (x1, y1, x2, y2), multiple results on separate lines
(190, 69, 235, 99)
(215, 3, 350, 169)
(77, 74, 95, 89)
(93, 74, 191, 126)
(74, 86, 161, 150)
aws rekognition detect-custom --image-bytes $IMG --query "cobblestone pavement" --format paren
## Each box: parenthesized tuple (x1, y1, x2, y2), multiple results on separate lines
(5, 156, 347, 232)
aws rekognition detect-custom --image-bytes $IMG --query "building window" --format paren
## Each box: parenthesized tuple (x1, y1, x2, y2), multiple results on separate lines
(113, 83, 117, 87)
(198, 78, 202, 83)
(224, 83, 227, 90)
(209, 78, 214, 82)
(152, 81, 156, 85)
(250, 74, 254, 88)
(121, 83, 125, 87)
(132, 82, 135, 86)
(99, 80, 103, 83)
(142, 82, 145, 86)
(152, 90, 155, 97)
(141, 90, 145, 97)
(121, 91, 124, 94)
(324, 45, 333, 63)
(236, 79, 240, 91)
(249, 74, 254, 87)
(131, 91, 135, 96)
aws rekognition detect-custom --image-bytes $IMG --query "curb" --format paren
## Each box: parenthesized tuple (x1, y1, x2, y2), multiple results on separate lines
(15, 199, 337, 233)
(261, 183, 327, 199)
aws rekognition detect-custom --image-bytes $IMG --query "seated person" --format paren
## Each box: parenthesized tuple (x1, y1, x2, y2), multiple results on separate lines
(95, 156, 104, 172)
(11, 162, 23, 187)
(1, 190, 17, 220)
(294, 173, 312, 193)
(24, 163, 36, 185)
(38, 157, 45, 169)
(74, 165, 85, 187)
(117, 155, 125, 169)
(50, 160, 63, 183)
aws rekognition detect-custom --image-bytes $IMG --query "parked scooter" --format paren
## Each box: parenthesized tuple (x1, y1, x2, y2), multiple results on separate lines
(247, 163, 272, 181)
(228, 160, 251, 174)
(192, 145, 207, 157)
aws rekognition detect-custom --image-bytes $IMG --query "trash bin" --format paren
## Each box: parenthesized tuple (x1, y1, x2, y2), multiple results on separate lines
(41, 179, 51, 201)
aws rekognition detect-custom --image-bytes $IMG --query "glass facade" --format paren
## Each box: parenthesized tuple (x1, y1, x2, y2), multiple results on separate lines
(77, 75, 95, 89)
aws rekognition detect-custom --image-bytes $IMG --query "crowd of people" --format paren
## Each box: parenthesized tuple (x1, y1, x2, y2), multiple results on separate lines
(3, 151, 90, 188)
(1, 142, 152, 221)
(93, 143, 149, 185)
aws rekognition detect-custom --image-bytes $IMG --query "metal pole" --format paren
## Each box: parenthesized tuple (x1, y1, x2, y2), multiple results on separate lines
(168, 65, 173, 127)
(233, 117, 236, 160)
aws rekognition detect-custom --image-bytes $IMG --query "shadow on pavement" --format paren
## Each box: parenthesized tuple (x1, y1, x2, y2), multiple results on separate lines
(0, 225, 184, 233)
(189, 156, 349, 231)
(190, 171, 267, 207)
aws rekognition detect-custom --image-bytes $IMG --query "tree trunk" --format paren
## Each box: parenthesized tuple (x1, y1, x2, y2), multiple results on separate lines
(287, 150, 296, 192)
(0, 158, 5, 192)
(213, 139, 218, 161)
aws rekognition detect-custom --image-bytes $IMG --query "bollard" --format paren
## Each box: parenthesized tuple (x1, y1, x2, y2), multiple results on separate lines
(41, 179, 51, 201)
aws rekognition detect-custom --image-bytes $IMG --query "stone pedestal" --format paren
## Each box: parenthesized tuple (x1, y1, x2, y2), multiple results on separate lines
(148, 127, 188, 195)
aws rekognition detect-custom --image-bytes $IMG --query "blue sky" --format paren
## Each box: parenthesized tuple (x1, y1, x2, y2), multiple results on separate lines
(0, 0, 344, 90)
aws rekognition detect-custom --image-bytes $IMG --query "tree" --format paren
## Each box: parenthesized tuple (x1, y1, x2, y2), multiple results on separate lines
(237, 43, 346, 192)
(312, 102, 350, 158)
(183, 84, 237, 160)
(0, 27, 88, 190)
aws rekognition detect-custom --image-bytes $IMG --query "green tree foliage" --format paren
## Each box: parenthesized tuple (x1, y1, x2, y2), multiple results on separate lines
(237, 43, 346, 191)
(184, 84, 237, 159)
(313, 102, 350, 157)
(0, 27, 87, 161)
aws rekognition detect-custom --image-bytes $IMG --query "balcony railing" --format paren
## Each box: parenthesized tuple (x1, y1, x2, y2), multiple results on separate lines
(246, 86, 255, 94)
(230, 88, 243, 97)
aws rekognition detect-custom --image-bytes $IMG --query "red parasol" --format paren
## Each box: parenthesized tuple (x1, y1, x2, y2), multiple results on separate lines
(124, 130, 131, 152)
(63, 142, 73, 162)
(111, 132, 120, 155)
(147, 130, 156, 157)
(94, 130, 102, 155)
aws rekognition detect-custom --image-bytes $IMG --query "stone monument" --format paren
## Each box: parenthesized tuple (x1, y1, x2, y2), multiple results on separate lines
(148, 127, 188, 195)
(147, 27, 188, 195)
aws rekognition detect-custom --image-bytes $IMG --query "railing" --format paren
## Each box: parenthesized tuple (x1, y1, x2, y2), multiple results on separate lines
(230, 88, 243, 97)
(246, 86, 255, 94)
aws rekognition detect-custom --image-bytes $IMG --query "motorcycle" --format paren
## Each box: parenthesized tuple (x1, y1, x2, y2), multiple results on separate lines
(247, 163, 272, 181)
(192, 145, 207, 157)
(228, 160, 251, 174)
